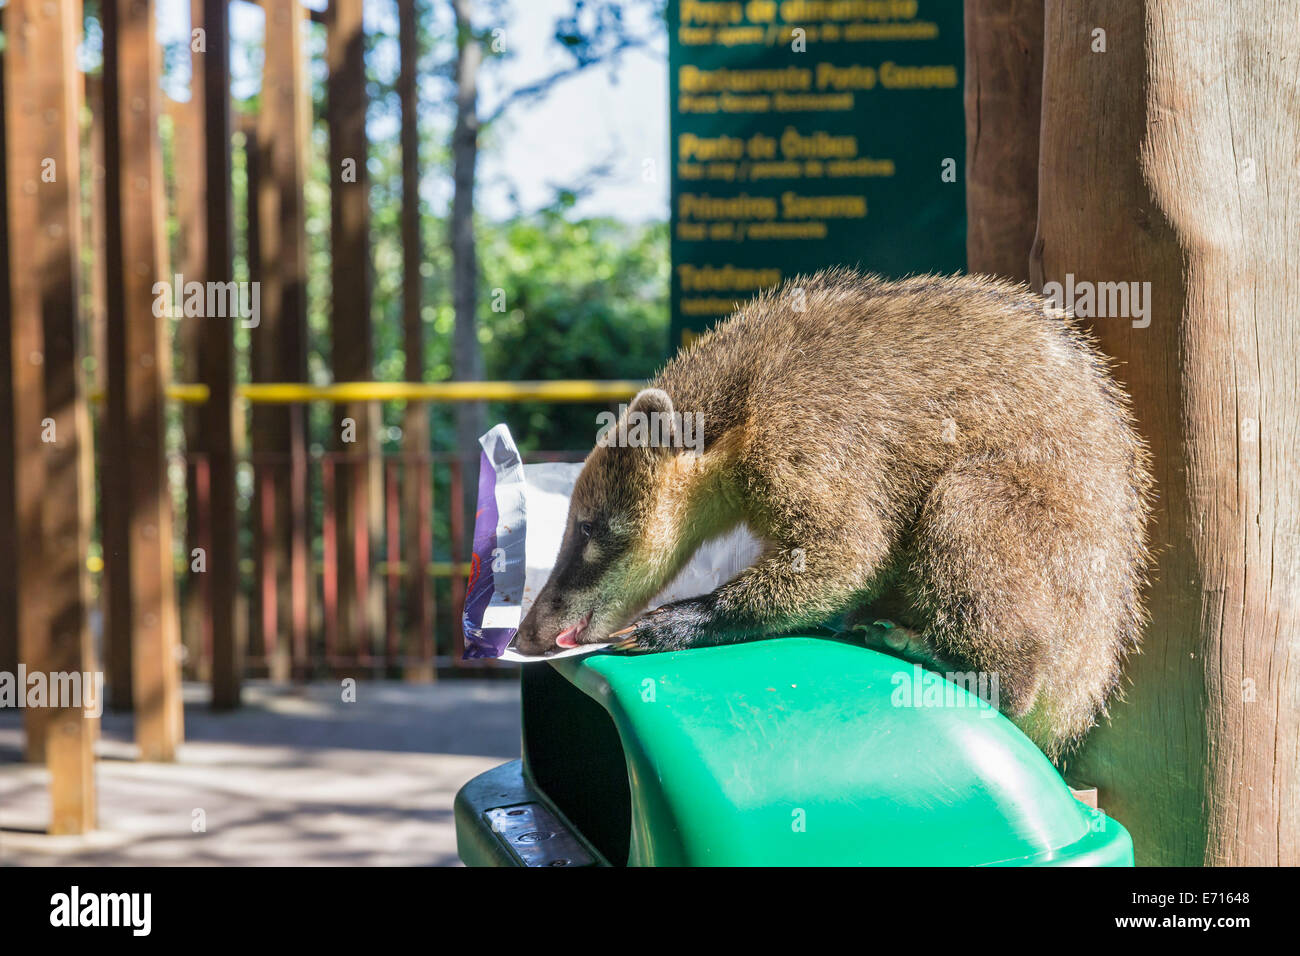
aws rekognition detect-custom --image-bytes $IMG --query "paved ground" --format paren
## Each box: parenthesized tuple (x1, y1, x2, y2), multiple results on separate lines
(0, 679, 521, 866)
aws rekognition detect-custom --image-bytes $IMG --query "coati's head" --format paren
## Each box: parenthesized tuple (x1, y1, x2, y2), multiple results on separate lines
(513, 387, 715, 656)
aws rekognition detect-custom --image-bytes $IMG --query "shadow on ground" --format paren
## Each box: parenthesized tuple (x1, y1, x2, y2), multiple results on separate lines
(0, 679, 521, 866)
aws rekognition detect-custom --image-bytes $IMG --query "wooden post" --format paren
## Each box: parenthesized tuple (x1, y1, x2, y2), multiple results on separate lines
(0, 5, 18, 682)
(399, 0, 434, 680)
(255, 0, 311, 681)
(449, 458, 466, 665)
(101, 0, 184, 759)
(83, 74, 113, 704)
(322, 454, 338, 666)
(84, 73, 109, 411)
(168, 1, 212, 683)
(326, 0, 376, 670)
(1033, 0, 1300, 864)
(416, 455, 434, 673)
(385, 458, 400, 669)
(964, 0, 1043, 281)
(3, 0, 97, 833)
(200, 0, 241, 708)
(242, 112, 269, 674)
(166, 83, 209, 682)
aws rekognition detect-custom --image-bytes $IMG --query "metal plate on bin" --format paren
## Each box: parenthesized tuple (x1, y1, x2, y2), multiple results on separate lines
(484, 803, 596, 867)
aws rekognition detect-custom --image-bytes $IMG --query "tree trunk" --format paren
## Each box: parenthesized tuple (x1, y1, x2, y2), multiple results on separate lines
(964, 0, 1043, 281)
(451, 0, 485, 578)
(1033, 0, 1299, 864)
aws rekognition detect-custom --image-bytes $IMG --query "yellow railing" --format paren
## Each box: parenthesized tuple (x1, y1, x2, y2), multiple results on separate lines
(86, 555, 475, 577)
(154, 380, 644, 405)
(85, 379, 637, 578)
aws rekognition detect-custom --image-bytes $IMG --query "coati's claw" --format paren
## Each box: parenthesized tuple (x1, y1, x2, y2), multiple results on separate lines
(610, 635, 651, 653)
(606, 597, 717, 654)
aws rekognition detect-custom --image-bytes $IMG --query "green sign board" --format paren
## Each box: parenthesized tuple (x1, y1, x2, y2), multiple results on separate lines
(668, 0, 966, 346)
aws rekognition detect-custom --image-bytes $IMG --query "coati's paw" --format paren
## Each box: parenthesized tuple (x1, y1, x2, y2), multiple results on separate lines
(607, 598, 715, 654)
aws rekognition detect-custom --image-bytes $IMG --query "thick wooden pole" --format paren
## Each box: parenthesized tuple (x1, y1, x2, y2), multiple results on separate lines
(175, 0, 209, 682)
(3, 0, 98, 833)
(243, 112, 268, 671)
(200, 0, 241, 708)
(399, 0, 434, 680)
(326, 0, 376, 668)
(1034, 0, 1299, 865)
(255, 0, 311, 681)
(85, 74, 108, 411)
(101, 49, 132, 714)
(101, 0, 184, 759)
(0, 5, 17, 681)
(3, 6, 48, 760)
(964, 0, 1043, 282)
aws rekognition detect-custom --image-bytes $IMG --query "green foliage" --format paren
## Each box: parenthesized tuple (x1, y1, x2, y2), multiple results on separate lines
(479, 209, 668, 452)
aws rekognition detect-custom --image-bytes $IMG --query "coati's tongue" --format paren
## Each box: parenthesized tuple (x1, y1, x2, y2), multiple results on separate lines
(554, 613, 592, 648)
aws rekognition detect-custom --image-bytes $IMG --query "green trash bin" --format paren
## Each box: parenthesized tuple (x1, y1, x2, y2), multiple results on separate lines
(454, 635, 1133, 866)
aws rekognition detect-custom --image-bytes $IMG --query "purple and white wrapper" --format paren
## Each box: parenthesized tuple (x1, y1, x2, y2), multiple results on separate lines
(462, 423, 763, 661)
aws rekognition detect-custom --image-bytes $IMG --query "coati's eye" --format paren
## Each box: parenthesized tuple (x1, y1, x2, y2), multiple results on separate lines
(578, 520, 594, 539)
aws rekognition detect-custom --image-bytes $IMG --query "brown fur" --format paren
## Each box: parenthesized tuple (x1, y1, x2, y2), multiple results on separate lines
(515, 269, 1154, 756)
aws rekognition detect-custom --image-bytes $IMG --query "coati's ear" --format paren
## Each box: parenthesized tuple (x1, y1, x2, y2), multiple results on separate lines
(626, 387, 680, 455)
(629, 387, 673, 419)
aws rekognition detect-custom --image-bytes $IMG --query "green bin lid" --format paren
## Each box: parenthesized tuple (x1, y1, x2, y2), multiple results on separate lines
(551, 636, 1131, 866)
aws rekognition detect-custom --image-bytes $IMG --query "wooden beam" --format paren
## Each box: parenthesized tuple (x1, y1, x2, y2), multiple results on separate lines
(85, 74, 108, 420)
(96, 26, 123, 714)
(0, 4, 18, 682)
(101, 0, 184, 760)
(255, 0, 311, 680)
(964, 0, 1043, 281)
(1034, 0, 1299, 864)
(3, 0, 97, 834)
(100, 66, 131, 712)
(200, 0, 241, 708)
(398, 0, 434, 680)
(241, 111, 269, 673)
(174, 0, 209, 683)
(326, 0, 376, 667)
(2, 7, 49, 762)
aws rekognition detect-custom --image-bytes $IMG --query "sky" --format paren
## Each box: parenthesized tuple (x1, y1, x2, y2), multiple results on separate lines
(475, 2, 668, 223)
(153, 0, 670, 223)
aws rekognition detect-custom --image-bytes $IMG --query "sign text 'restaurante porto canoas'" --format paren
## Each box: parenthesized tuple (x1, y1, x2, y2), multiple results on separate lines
(668, 0, 966, 346)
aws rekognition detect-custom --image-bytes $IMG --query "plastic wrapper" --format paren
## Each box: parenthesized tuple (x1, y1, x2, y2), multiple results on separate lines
(462, 423, 762, 661)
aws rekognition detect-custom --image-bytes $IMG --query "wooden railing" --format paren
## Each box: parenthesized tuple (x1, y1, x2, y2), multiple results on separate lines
(156, 380, 640, 685)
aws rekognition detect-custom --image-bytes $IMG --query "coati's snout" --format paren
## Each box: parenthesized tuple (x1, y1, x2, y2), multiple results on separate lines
(512, 513, 613, 655)
(513, 388, 708, 656)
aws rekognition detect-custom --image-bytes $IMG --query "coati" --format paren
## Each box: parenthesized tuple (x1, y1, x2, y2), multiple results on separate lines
(514, 269, 1153, 755)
